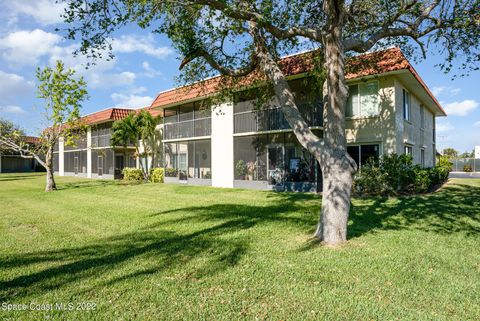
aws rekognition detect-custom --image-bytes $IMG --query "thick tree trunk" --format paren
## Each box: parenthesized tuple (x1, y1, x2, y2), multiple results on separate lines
(313, 0, 356, 245)
(249, 1, 355, 246)
(45, 145, 57, 192)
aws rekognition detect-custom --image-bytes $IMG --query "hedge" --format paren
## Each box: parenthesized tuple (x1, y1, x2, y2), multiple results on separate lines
(122, 167, 144, 181)
(150, 168, 164, 183)
(354, 154, 449, 196)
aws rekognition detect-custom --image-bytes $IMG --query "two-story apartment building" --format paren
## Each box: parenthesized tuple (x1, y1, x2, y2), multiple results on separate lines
(149, 48, 446, 191)
(53, 108, 141, 179)
(52, 48, 446, 192)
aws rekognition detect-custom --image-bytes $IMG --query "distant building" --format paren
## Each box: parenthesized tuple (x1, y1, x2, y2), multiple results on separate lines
(0, 136, 44, 173)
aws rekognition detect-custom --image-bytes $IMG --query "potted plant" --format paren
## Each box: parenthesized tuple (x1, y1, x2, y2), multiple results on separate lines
(235, 160, 247, 179)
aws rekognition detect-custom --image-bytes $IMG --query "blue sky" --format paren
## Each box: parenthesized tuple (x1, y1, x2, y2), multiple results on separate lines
(0, 0, 479, 153)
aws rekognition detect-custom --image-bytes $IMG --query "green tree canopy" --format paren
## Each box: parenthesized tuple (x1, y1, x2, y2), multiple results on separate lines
(62, 0, 479, 244)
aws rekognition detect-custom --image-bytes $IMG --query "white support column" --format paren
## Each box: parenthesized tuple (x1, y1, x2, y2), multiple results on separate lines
(87, 127, 92, 178)
(211, 102, 234, 188)
(59, 137, 65, 176)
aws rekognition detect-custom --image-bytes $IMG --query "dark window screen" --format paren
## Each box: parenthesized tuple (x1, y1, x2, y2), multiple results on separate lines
(361, 144, 379, 165)
(347, 146, 360, 166)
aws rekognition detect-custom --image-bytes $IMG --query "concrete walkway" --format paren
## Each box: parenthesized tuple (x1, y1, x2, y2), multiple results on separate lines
(449, 172, 480, 179)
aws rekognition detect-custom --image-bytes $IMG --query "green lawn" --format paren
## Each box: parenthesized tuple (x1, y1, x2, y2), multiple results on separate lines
(0, 173, 479, 320)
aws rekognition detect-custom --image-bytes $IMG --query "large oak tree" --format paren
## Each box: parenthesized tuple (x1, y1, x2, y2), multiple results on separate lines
(62, 0, 479, 245)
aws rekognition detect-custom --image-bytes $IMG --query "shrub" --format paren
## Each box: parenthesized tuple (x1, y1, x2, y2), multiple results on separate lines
(354, 154, 449, 196)
(464, 164, 473, 172)
(379, 154, 415, 193)
(413, 166, 431, 193)
(438, 156, 453, 171)
(429, 166, 449, 186)
(123, 167, 144, 181)
(165, 168, 177, 177)
(150, 168, 164, 183)
(353, 162, 391, 195)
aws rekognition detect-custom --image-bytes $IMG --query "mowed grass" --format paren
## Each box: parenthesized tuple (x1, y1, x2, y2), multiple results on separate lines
(0, 173, 479, 320)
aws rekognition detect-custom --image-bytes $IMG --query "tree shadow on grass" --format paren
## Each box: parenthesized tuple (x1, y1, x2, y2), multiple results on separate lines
(1, 182, 478, 300)
(0, 194, 318, 301)
(56, 180, 119, 190)
(0, 174, 39, 182)
(348, 182, 480, 238)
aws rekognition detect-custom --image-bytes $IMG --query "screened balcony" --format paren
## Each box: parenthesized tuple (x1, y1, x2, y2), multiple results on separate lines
(163, 102, 212, 140)
(234, 101, 323, 134)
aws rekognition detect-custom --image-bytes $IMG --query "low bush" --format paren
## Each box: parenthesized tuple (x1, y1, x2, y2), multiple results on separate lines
(438, 156, 453, 171)
(123, 167, 144, 182)
(413, 166, 431, 193)
(429, 166, 449, 186)
(150, 168, 164, 183)
(165, 168, 177, 177)
(464, 164, 473, 172)
(354, 154, 449, 196)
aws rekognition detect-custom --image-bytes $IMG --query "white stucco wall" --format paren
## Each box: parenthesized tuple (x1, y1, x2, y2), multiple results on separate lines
(394, 79, 435, 167)
(345, 77, 397, 155)
(58, 137, 64, 176)
(211, 102, 234, 188)
(87, 128, 92, 178)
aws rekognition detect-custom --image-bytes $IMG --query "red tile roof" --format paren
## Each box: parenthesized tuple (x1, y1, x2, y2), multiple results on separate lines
(82, 107, 135, 125)
(21, 136, 41, 144)
(149, 47, 444, 115)
(79, 106, 164, 126)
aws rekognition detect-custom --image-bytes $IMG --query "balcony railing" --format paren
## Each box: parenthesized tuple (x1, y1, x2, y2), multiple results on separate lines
(163, 117, 212, 140)
(234, 104, 323, 134)
(91, 135, 112, 148)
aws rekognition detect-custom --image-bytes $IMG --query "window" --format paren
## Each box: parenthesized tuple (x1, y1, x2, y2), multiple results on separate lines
(420, 104, 425, 129)
(346, 82, 379, 117)
(421, 149, 425, 167)
(404, 145, 413, 156)
(403, 89, 411, 121)
(346, 85, 359, 117)
(347, 144, 380, 167)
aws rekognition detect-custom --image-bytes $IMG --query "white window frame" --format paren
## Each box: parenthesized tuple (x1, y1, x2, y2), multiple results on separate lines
(403, 89, 411, 121)
(346, 80, 380, 118)
(404, 145, 413, 156)
(420, 148, 425, 167)
(420, 104, 425, 129)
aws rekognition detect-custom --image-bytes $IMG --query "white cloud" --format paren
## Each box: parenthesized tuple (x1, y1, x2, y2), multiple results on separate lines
(0, 70, 34, 101)
(436, 121, 454, 132)
(3, 0, 66, 25)
(432, 86, 461, 97)
(432, 86, 445, 96)
(111, 93, 154, 108)
(0, 105, 27, 114)
(142, 61, 163, 78)
(443, 99, 479, 116)
(90, 72, 137, 89)
(0, 29, 61, 66)
(474, 121, 480, 127)
(111, 35, 173, 59)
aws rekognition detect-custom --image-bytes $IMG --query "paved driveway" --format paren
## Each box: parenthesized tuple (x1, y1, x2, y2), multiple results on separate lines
(449, 172, 480, 179)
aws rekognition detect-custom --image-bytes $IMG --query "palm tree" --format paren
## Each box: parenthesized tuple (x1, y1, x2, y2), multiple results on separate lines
(111, 111, 162, 180)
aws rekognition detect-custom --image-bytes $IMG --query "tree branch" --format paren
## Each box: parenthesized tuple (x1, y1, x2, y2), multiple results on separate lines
(175, 0, 325, 41)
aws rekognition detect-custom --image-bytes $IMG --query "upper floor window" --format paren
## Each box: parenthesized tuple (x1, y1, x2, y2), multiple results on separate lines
(420, 104, 425, 129)
(403, 89, 411, 121)
(346, 81, 379, 117)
